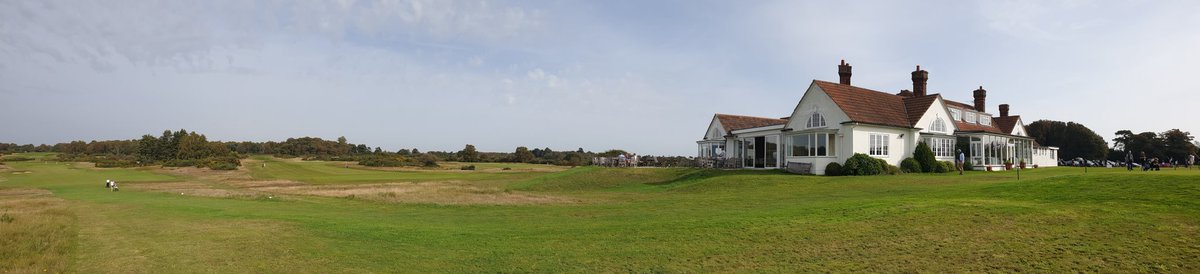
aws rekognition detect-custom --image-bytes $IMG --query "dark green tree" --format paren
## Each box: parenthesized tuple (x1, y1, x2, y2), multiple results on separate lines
(457, 144, 481, 162)
(913, 142, 937, 173)
(513, 146, 535, 163)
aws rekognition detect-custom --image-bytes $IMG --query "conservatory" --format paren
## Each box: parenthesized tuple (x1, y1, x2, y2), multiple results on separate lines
(960, 133, 1034, 169)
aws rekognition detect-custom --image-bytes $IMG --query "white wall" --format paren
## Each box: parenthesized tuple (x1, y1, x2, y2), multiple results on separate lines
(784, 83, 852, 132)
(778, 82, 855, 175)
(1033, 147, 1059, 167)
(847, 124, 920, 166)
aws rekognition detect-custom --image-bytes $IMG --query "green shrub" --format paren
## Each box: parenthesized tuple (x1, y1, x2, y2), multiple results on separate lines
(163, 159, 200, 167)
(914, 142, 937, 173)
(939, 161, 954, 173)
(963, 160, 975, 171)
(932, 161, 949, 173)
(207, 162, 239, 170)
(899, 158, 922, 173)
(843, 153, 882, 176)
(460, 165, 476, 170)
(419, 154, 440, 167)
(824, 162, 843, 176)
(358, 155, 407, 167)
(884, 165, 902, 175)
(502, 167, 512, 171)
(204, 157, 242, 170)
(0, 156, 34, 162)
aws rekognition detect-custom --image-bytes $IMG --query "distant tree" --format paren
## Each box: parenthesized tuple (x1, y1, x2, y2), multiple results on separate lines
(514, 146, 534, 163)
(577, 148, 585, 153)
(411, 148, 420, 154)
(457, 144, 481, 162)
(1027, 120, 1108, 160)
(598, 149, 628, 157)
(1160, 129, 1196, 161)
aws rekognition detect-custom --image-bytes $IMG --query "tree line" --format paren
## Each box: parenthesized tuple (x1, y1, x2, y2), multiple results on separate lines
(1109, 129, 1198, 163)
(0, 131, 648, 169)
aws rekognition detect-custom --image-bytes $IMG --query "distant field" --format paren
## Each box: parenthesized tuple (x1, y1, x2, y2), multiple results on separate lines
(2, 152, 1199, 272)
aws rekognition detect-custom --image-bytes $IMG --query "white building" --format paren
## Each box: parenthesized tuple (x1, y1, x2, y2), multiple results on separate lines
(697, 60, 1058, 174)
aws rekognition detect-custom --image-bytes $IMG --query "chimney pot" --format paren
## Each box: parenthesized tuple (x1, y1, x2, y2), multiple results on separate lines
(999, 104, 1010, 117)
(973, 86, 987, 112)
(838, 60, 852, 85)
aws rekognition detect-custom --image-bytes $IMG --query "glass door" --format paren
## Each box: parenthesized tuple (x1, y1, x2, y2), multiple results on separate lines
(753, 137, 766, 168)
(765, 135, 779, 168)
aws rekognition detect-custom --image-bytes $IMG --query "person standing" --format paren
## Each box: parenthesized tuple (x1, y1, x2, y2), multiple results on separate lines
(1189, 154, 1196, 169)
(1125, 151, 1134, 171)
(955, 149, 965, 175)
(1139, 151, 1148, 171)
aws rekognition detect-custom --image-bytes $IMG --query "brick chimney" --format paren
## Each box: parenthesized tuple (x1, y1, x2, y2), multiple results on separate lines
(911, 65, 928, 97)
(838, 60, 852, 85)
(999, 104, 1010, 117)
(897, 90, 913, 97)
(973, 86, 987, 112)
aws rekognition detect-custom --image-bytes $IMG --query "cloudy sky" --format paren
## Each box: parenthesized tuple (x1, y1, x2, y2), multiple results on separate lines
(2, 0, 1198, 155)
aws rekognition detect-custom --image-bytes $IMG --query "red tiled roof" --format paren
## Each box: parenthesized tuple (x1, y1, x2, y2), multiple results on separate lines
(902, 95, 940, 127)
(994, 116, 1021, 134)
(714, 114, 787, 132)
(942, 99, 1005, 134)
(813, 80, 913, 128)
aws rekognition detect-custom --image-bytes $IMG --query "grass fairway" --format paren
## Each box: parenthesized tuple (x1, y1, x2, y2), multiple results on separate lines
(2, 153, 1199, 272)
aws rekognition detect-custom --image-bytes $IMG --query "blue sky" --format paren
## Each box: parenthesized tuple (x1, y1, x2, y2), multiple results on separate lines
(2, 0, 1198, 155)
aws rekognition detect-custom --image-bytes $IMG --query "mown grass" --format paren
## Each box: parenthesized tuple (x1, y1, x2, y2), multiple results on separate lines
(1, 152, 1198, 272)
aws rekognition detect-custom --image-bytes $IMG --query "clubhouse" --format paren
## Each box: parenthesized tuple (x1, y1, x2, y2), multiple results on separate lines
(697, 60, 1058, 174)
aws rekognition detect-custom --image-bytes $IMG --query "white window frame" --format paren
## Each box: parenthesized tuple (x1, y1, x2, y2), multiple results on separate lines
(922, 137, 955, 158)
(949, 108, 962, 121)
(869, 133, 890, 157)
(979, 115, 992, 126)
(806, 112, 827, 129)
(965, 112, 977, 124)
(787, 133, 836, 157)
(930, 118, 947, 133)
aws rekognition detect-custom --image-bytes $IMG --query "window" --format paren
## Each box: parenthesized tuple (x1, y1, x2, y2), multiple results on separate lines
(950, 108, 962, 121)
(806, 112, 826, 128)
(979, 115, 992, 126)
(965, 112, 977, 124)
(869, 133, 890, 157)
(930, 118, 947, 133)
(921, 137, 955, 157)
(788, 133, 837, 157)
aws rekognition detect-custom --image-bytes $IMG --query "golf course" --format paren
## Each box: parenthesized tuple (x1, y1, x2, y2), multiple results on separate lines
(2, 152, 1199, 272)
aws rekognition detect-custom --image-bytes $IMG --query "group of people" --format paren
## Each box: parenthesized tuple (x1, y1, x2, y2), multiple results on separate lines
(594, 153, 639, 167)
(1124, 151, 1196, 171)
(104, 179, 119, 191)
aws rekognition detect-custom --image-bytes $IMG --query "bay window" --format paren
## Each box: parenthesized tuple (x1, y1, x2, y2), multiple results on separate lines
(788, 133, 836, 157)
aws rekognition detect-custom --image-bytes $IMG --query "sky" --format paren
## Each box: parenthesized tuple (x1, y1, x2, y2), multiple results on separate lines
(2, 0, 1199, 155)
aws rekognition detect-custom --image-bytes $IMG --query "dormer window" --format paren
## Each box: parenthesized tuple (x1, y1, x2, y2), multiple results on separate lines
(806, 112, 826, 128)
(949, 108, 962, 121)
(965, 112, 977, 124)
(979, 115, 992, 126)
(930, 118, 947, 133)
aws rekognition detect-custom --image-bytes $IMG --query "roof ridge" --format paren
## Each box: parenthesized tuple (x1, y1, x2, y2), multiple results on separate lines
(714, 113, 786, 120)
(813, 79, 902, 98)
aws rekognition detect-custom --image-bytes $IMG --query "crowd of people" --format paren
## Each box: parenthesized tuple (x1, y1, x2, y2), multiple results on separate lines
(1123, 151, 1196, 171)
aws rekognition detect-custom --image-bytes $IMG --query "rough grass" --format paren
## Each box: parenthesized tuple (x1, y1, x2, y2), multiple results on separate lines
(0, 188, 73, 273)
(2, 152, 1199, 272)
